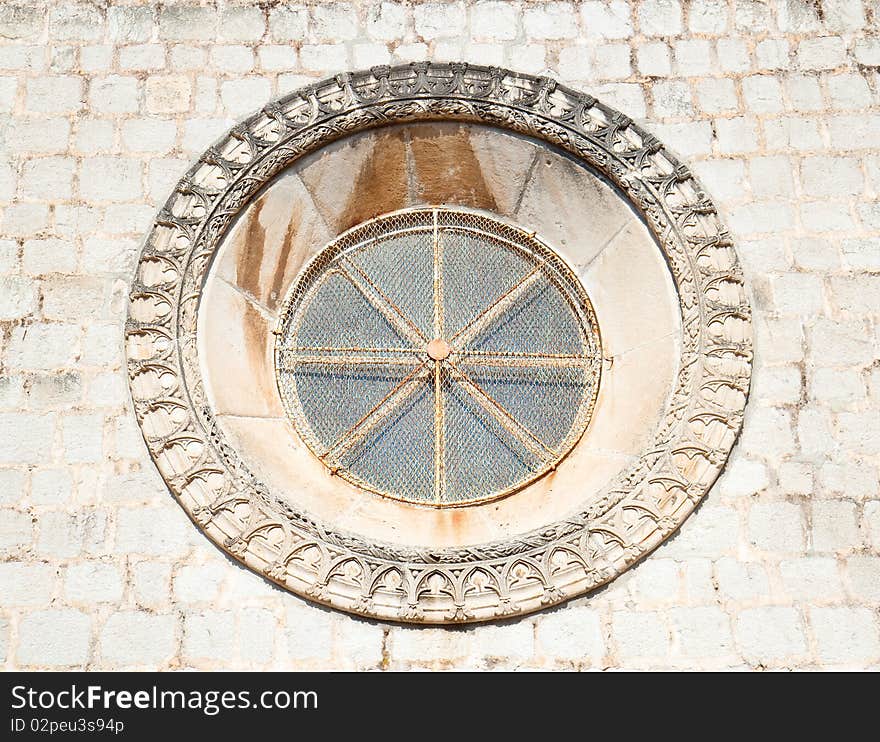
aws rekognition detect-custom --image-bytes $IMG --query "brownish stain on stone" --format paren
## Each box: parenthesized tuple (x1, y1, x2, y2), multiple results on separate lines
(409, 124, 497, 210)
(268, 199, 303, 307)
(236, 198, 267, 303)
(240, 296, 274, 409)
(449, 507, 467, 539)
(429, 503, 480, 543)
(338, 129, 410, 231)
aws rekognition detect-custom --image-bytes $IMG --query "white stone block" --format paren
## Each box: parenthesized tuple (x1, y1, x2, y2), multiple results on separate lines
(810, 607, 880, 665)
(268, 6, 309, 41)
(523, 2, 578, 40)
(0, 508, 33, 553)
(735, 607, 807, 664)
(580, 1, 632, 39)
(674, 39, 712, 77)
(755, 38, 790, 70)
(173, 563, 227, 603)
(18, 609, 92, 666)
(0, 276, 37, 320)
(637, 41, 670, 76)
(286, 602, 334, 662)
(31, 468, 72, 505)
(158, 5, 217, 41)
(0, 562, 54, 606)
(120, 44, 166, 71)
(812, 500, 861, 553)
(37, 509, 106, 558)
(79, 158, 142, 202)
(670, 607, 734, 658)
(612, 611, 669, 660)
(49, 2, 104, 40)
(259, 46, 299, 72)
(61, 413, 104, 464)
(716, 38, 750, 72)
(695, 77, 738, 114)
(334, 615, 385, 669)
(638, 0, 682, 36)
(0, 468, 25, 504)
(714, 116, 759, 154)
(797, 37, 848, 70)
(219, 6, 266, 42)
(65, 561, 123, 603)
(629, 558, 680, 603)
(145, 75, 191, 114)
(240, 608, 277, 665)
(299, 44, 349, 73)
(131, 561, 171, 606)
(100, 611, 177, 666)
(779, 557, 843, 600)
(0, 412, 55, 464)
(718, 458, 769, 498)
(748, 501, 804, 552)
(845, 556, 880, 602)
(108, 5, 153, 42)
(651, 80, 693, 117)
(209, 45, 255, 74)
(715, 558, 771, 601)
(536, 606, 603, 662)
(115, 506, 192, 557)
(688, 0, 728, 33)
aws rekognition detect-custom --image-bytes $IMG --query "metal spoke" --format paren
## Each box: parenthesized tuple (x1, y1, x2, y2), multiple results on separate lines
(433, 210, 444, 338)
(432, 210, 445, 503)
(286, 346, 418, 354)
(449, 264, 544, 349)
(321, 361, 429, 463)
(278, 347, 422, 369)
(446, 361, 556, 464)
(433, 362, 444, 503)
(336, 261, 427, 348)
(456, 350, 594, 369)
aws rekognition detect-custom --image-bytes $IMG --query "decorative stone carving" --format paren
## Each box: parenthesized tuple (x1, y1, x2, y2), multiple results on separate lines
(126, 63, 752, 624)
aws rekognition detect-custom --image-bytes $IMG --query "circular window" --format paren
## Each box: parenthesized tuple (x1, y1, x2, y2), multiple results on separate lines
(275, 207, 601, 506)
(127, 63, 753, 624)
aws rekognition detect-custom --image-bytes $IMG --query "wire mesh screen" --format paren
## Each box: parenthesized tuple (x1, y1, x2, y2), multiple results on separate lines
(275, 207, 602, 507)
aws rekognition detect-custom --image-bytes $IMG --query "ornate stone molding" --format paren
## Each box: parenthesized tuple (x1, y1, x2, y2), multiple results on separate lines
(126, 63, 752, 623)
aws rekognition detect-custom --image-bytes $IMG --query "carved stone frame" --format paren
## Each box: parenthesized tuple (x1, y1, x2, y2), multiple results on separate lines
(126, 63, 752, 624)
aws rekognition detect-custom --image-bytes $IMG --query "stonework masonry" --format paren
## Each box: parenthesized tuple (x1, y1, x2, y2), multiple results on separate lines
(0, 0, 878, 669)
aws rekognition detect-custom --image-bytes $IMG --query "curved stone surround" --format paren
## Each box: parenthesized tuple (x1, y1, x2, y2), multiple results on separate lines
(196, 121, 680, 550)
(126, 63, 753, 624)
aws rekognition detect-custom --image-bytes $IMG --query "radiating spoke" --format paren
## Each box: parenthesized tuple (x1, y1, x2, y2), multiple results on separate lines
(336, 261, 427, 348)
(455, 350, 595, 369)
(433, 211, 444, 338)
(449, 264, 544, 348)
(321, 361, 429, 463)
(433, 362, 444, 503)
(432, 211, 445, 503)
(446, 361, 556, 464)
(278, 346, 422, 369)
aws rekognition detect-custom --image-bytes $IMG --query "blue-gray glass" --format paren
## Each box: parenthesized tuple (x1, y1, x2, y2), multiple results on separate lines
(275, 208, 601, 507)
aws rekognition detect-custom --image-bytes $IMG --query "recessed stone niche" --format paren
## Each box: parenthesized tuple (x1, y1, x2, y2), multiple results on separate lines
(198, 120, 681, 546)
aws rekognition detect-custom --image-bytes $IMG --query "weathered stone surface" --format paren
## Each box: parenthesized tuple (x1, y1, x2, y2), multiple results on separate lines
(0, 0, 873, 671)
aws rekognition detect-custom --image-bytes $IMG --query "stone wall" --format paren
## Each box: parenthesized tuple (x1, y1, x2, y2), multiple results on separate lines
(0, 0, 878, 670)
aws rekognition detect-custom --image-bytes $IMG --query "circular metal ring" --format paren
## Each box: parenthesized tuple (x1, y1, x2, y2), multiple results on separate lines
(274, 206, 602, 507)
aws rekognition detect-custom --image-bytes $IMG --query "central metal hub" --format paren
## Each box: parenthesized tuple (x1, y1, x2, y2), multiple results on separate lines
(427, 338, 451, 361)
(274, 207, 602, 507)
